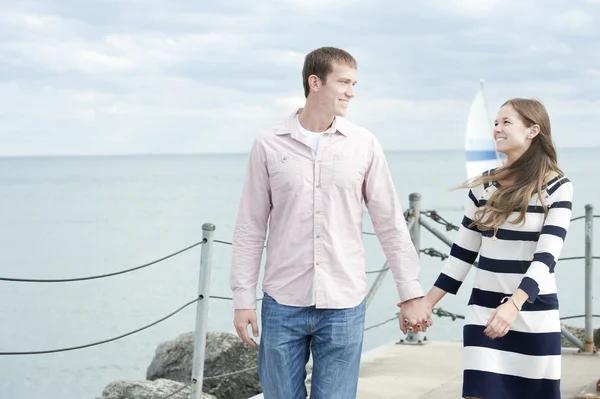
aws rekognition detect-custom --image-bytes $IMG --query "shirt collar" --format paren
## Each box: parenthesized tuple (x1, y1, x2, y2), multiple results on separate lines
(275, 108, 350, 137)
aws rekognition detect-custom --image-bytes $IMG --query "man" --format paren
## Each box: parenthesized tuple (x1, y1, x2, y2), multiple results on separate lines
(230, 46, 431, 399)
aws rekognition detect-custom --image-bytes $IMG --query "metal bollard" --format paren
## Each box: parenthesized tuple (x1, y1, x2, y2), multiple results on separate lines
(190, 223, 216, 399)
(584, 205, 595, 354)
(409, 193, 421, 255)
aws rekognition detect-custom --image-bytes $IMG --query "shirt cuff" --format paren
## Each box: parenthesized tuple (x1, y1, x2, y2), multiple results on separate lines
(518, 277, 540, 303)
(434, 273, 463, 295)
(396, 280, 425, 304)
(232, 289, 258, 310)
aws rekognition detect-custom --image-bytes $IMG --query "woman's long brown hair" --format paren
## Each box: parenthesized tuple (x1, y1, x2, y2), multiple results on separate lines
(461, 98, 563, 234)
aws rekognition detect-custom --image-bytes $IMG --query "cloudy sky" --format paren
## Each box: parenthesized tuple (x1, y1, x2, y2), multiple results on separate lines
(0, 0, 598, 156)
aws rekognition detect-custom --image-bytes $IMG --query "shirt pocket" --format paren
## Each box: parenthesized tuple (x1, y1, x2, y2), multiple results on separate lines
(333, 152, 365, 189)
(267, 151, 303, 193)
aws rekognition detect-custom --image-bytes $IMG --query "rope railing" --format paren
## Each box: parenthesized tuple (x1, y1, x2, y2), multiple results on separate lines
(422, 210, 459, 231)
(161, 383, 191, 399)
(0, 297, 200, 356)
(570, 214, 600, 222)
(0, 240, 206, 283)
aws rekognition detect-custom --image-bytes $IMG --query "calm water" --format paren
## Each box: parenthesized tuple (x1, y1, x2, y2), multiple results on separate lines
(0, 149, 598, 399)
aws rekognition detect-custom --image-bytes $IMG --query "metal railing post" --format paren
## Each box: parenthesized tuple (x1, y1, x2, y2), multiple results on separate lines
(409, 193, 421, 255)
(190, 223, 216, 398)
(418, 216, 453, 248)
(399, 193, 426, 345)
(365, 195, 420, 310)
(584, 205, 594, 353)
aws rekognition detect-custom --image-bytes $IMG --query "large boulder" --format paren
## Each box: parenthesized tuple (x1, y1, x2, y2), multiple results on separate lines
(97, 378, 216, 399)
(147, 331, 261, 399)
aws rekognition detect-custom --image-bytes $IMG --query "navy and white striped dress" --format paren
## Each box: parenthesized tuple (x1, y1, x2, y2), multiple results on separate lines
(434, 173, 573, 399)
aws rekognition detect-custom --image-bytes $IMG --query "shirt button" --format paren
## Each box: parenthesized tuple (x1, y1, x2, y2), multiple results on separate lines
(316, 210, 321, 214)
(316, 185, 321, 189)
(316, 235, 320, 239)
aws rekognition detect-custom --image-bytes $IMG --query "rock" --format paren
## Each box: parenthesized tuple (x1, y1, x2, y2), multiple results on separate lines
(561, 324, 599, 349)
(147, 331, 261, 399)
(98, 378, 216, 399)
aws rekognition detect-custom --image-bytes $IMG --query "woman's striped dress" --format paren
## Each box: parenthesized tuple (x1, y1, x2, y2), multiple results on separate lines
(433, 173, 574, 399)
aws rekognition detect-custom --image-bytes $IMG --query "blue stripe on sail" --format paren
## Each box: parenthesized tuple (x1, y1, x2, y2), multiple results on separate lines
(468, 288, 558, 311)
(463, 370, 560, 399)
(464, 325, 562, 356)
(466, 150, 497, 161)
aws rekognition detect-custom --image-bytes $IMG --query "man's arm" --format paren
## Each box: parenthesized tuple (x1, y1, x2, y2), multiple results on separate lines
(362, 135, 424, 303)
(230, 137, 271, 347)
(230, 137, 271, 310)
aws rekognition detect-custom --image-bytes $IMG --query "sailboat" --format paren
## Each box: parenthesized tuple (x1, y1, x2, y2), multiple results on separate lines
(464, 80, 503, 179)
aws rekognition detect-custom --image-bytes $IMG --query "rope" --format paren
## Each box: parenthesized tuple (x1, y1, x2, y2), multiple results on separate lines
(0, 240, 206, 283)
(366, 267, 390, 275)
(210, 295, 263, 302)
(559, 256, 600, 261)
(570, 215, 600, 222)
(423, 210, 459, 231)
(560, 314, 600, 321)
(433, 307, 465, 321)
(204, 366, 259, 380)
(215, 232, 378, 246)
(364, 315, 398, 331)
(0, 298, 200, 355)
(161, 383, 191, 399)
(420, 248, 448, 260)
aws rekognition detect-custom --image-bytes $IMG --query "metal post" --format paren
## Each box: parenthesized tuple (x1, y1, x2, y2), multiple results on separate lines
(400, 193, 426, 344)
(366, 261, 388, 310)
(561, 325, 585, 351)
(419, 216, 453, 248)
(409, 193, 421, 255)
(365, 200, 418, 310)
(190, 223, 216, 399)
(584, 205, 594, 353)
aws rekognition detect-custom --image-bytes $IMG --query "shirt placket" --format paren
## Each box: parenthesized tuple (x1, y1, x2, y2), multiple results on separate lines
(313, 133, 330, 307)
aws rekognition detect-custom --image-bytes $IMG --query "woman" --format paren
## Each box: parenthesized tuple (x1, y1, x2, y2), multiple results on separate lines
(424, 98, 573, 399)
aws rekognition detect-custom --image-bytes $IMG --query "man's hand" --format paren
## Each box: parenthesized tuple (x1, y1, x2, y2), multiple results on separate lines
(398, 297, 433, 334)
(234, 309, 259, 347)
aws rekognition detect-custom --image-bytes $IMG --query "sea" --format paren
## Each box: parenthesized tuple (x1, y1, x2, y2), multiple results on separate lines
(0, 148, 598, 399)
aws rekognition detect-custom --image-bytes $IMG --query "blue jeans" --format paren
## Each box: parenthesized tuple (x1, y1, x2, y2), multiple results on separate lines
(258, 293, 366, 399)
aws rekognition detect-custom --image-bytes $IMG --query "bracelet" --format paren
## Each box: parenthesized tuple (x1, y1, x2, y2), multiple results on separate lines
(500, 296, 522, 311)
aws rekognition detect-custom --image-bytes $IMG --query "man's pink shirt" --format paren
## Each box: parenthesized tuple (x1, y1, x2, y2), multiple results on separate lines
(230, 109, 424, 310)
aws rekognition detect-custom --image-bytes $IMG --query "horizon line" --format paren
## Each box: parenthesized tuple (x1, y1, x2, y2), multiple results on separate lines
(0, 145, 596, 159)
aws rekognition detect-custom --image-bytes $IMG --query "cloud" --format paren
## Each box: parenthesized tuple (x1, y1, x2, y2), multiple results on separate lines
(0, 0, 598, 156)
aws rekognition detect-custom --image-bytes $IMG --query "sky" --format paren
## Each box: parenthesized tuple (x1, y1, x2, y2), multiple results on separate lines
(0, 0, 598, 156)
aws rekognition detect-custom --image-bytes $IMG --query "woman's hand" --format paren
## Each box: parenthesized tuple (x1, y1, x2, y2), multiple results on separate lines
(484, 299, 520, 339)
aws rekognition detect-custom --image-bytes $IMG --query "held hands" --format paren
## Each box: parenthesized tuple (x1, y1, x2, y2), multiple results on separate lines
(397, 297, 434, 334)
(484, 296, 521, 339)
(234, 309, 259, 347)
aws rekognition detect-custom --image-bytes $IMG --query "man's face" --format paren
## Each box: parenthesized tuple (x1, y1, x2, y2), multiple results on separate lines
(318, 62, 357, 117)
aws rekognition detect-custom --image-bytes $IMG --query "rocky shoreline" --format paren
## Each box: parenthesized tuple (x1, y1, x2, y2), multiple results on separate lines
(96, 331, 262, 399)
(96, 325, 598, 399)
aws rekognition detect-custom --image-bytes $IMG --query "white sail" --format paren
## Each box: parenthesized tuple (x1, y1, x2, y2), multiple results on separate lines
(464, 80, 501, 179)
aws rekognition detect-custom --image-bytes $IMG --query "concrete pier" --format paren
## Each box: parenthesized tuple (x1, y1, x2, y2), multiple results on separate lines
(356, 341, 599, 399)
